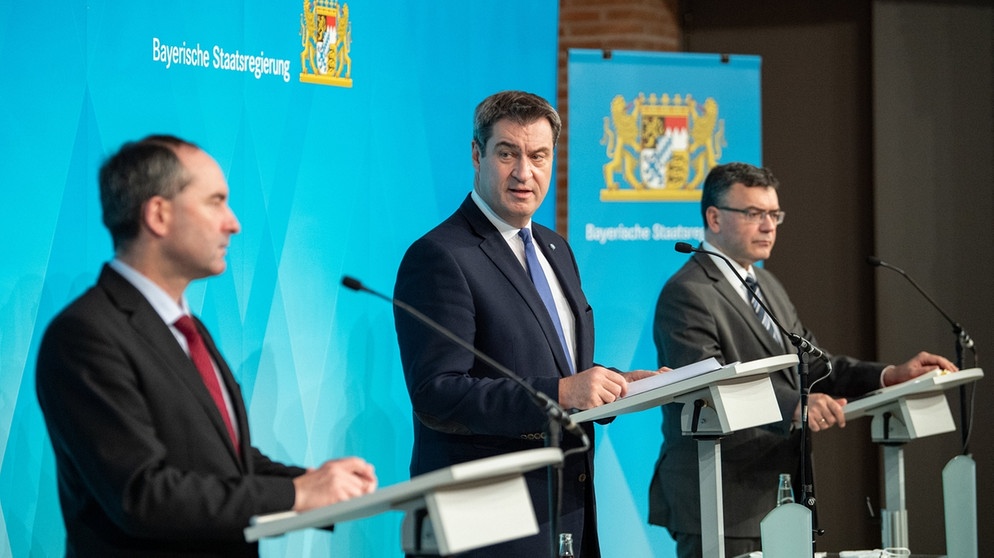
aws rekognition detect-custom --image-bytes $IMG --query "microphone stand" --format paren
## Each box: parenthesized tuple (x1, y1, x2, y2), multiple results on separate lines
(675, 242, 829, 548)
(341, 275, 589, 558)
(867, 256, 977, 453)
(866, 256, 981, 554)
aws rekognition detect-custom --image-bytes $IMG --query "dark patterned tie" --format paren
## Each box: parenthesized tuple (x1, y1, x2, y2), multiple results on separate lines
(519, 228, 574, 374)
(174, 315, 239, 448)
(744, 275, 783, 348)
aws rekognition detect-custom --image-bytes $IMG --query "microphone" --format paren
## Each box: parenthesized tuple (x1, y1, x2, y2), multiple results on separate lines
(675, 242, 828, 362)
(866, 256, 975, 350)
(675, 243, 828, 518)
(341, 275, 590, 449)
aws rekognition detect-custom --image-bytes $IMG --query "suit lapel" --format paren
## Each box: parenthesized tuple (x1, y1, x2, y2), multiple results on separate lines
(189, 316, 247, 462)
(533, 225, 587, 368)
(99, 266, 245, 466)
(754, 268, 799, 388)
(697, 254, 798, 388)
(460, 198, 574, 377)
(698, 254, 774, 349)
(532, 227, 582, 313)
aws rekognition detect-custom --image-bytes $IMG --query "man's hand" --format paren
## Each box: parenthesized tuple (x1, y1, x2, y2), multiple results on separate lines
(558, 366, 628, 410)
(795, 393, 848, 432)
(292, 457, 377, 512)
(558, 366, 667, 410)
(882, 351, 958, 386)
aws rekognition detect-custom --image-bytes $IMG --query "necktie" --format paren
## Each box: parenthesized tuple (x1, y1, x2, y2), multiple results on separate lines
(174, 315, 239, 448)
(744, 275, 783, 348)
(518, 228, 574, 374)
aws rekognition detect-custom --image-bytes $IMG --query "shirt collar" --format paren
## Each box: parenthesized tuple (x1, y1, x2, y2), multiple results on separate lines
(701, 240, 756, 293)
(471, 190, 531, 242)
(109, 259, 188, 325)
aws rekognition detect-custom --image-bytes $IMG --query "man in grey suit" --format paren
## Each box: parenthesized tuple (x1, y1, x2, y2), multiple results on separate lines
(36, 135, 377, 557)
(394, 91, 657, 557)
(647, 162, 955, 558)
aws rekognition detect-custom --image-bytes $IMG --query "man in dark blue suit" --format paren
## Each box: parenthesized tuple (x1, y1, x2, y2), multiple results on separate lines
(394, 91, 657, 557)
(36, 135, 377, 557)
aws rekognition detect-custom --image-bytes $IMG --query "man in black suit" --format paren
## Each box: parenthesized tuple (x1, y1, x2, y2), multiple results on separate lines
(394, 90, 658, 557)
(647, 162, 955, 558)
(36, 135, 377, 557)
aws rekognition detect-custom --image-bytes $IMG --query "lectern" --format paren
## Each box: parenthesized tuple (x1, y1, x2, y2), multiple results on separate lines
(844, 367, 984, 553)
(244, 447, 562, 556)
(573, 354, 798, 558)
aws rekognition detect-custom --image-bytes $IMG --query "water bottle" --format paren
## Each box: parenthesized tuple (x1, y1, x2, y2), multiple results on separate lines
(776, 473, 795, 506)
(558, 532, 574, 558)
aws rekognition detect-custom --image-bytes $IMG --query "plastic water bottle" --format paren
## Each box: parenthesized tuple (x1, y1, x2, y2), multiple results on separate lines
(777, 473, 795, 506)
(558, 532, 574, 558)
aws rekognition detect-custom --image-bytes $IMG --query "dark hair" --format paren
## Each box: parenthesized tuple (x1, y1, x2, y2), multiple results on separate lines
(99, 135, 199, 250)
(700, 162, 779, 225)
(472, 91, 562, 152)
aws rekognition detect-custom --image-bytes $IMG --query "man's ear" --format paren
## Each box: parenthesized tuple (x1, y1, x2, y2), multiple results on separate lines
(143, 196, 170, 238)
(471, 139, 482, 171)
(705, 205, 721, 233)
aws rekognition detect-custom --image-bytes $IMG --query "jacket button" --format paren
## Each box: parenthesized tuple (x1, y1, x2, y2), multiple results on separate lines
(578, 473, 588, 482)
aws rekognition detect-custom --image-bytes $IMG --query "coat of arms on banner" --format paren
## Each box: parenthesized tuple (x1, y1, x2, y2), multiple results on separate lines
(300, 0, 352, 87)
(601, 93, 725, 201)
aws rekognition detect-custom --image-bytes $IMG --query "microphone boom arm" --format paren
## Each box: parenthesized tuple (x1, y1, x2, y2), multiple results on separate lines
(866, 256, 977, 454)
(866, 256, 975, 350)
(674, 242, 829, 362)
(341, 275, 590, 450)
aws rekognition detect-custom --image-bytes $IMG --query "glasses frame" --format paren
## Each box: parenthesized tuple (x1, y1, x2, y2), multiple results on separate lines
(714, 205, 786, 225)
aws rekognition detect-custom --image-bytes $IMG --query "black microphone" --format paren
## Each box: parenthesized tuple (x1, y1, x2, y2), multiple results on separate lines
(867, 255, 977, 455)
(866, 256, 975, 351)
(675, 243, 828, 520)
(675, 242, 828, 361)
(341, 275, 591, 449)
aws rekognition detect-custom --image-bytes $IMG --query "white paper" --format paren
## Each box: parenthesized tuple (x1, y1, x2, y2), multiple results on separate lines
(625, 357, 725, 398)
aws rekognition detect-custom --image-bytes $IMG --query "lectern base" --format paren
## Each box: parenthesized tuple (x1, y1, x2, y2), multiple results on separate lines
(760, 503, 812, 558)
(943, 454, 977, 558)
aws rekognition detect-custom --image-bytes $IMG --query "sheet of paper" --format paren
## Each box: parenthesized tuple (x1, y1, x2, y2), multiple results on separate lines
(625, 357, 725, 398)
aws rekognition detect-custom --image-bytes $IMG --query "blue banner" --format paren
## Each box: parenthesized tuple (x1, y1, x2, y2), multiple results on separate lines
(567, 49, 762, 557)
(0, 1, 557, 556)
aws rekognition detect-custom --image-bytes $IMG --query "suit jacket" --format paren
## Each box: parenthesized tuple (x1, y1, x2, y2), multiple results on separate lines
(394, 195, 600, 557)
(36, 265, 304, 558)
(647, 251, 884, 538)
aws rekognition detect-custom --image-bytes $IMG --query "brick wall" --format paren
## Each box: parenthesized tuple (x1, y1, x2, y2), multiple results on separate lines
(556, 0, 681, 233)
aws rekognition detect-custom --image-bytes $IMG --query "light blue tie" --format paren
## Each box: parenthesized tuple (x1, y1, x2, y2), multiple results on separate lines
(519, 228, 574, 374)
(745, 275, 783, 348)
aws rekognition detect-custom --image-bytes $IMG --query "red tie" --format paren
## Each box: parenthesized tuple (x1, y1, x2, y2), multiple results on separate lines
(173, 315, 239, 448)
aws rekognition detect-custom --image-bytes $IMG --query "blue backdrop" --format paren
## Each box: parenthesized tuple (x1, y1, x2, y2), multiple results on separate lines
(568, 50, 762, 558)
(0, 1, 557, 556)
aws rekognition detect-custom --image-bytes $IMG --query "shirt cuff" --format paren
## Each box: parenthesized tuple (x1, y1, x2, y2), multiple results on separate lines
(880, 365, 895, 388)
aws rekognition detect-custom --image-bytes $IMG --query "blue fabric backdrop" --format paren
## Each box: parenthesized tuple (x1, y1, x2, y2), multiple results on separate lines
(0, 1, 557, 556)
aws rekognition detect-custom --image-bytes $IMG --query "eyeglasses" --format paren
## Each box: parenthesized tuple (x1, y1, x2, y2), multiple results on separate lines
(715, 206, 786, 225)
